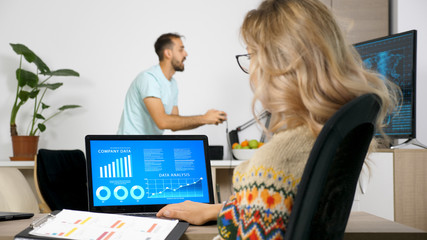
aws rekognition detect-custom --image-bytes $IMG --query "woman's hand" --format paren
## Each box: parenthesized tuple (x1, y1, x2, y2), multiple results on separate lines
(156, 200, 222, 225)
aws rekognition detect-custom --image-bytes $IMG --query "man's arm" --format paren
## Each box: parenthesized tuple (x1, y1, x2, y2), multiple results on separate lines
(144, 97, 226, 131)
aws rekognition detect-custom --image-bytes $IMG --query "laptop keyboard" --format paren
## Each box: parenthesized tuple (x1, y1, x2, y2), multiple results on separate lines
(123, 212, 157, 218)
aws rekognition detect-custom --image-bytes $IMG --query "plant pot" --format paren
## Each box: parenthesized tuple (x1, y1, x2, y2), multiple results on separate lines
(10, 136, 39, 161)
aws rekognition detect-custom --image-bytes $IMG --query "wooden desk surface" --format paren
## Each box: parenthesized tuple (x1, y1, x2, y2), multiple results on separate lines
(1, 212, 425, 240)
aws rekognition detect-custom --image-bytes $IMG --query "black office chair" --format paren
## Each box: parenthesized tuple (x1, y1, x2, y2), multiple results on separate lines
(284, 94, 381, 240)
(34, 149, 88, 212)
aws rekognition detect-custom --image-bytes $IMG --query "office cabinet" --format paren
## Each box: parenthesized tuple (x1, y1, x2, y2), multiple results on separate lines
(356, 149, 427, 231)
(353, 152, 394, 220)
(332, 0, 389, 43)
(393, 149, 427, 231)
(210, 161, 241, 204)
(0, 162, 35, 196)
(358, 149, 427, 231)
(320, 0, 389, 44)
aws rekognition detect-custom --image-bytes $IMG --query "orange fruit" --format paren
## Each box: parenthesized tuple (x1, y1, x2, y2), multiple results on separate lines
(258, 142, 264, 148)
(241, 140, 249, 147)
(232, 143, 239, 149)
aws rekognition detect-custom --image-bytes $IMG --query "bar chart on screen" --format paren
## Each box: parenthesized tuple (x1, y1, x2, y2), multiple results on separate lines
(99, 154, 133, 178)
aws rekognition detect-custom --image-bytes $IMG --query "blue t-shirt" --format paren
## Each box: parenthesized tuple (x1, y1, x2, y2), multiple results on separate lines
(117, 65, 178, 134)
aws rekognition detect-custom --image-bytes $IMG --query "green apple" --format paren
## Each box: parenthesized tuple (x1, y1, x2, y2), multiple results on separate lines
(248, 139, 259, 149)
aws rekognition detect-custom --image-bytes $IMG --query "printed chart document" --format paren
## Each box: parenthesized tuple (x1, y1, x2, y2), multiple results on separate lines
(16, 209, 183, 240)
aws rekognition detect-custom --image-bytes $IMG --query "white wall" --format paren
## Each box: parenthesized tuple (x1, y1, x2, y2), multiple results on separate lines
(392, 0, 427, 147)
(0, 0, 262, 159)
(2, 1, 426, 161)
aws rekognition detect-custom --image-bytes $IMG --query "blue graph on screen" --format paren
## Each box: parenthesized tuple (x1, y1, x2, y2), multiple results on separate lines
(361, 51, 410, 128)
(145, 178, 203, 198)
(362, 51, 404, 83)
(355, 32, 414, 136)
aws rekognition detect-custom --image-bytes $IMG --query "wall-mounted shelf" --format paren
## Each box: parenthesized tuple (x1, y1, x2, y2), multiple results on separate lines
(0, 160, 34, 169)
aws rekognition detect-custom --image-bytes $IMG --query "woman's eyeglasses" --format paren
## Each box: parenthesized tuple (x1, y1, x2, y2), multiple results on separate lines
(235, 54, 250, 74)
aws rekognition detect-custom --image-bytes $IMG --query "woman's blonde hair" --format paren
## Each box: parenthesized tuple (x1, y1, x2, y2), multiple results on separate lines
(241, 0, 399, 140)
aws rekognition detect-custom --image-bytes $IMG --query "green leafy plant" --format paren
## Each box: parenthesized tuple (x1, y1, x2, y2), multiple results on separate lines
(9, 43, 81, 136)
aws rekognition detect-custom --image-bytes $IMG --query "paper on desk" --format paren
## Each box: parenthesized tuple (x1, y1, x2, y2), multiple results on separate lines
(29, 209, 178, 240)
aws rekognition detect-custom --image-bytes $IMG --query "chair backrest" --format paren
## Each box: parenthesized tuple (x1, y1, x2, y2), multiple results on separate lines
(284, 94, 381, 240)
(35, 149, 88, 212)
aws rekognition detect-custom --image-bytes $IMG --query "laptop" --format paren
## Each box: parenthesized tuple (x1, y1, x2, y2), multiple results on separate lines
(85, 135, 214, 215)
(0, 212, 33, 221)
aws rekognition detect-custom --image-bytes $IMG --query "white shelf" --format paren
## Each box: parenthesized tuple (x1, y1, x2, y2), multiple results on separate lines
(0, 160, 241, 169)
(210, 160, 245, 167)
(0, 160, 34, 169)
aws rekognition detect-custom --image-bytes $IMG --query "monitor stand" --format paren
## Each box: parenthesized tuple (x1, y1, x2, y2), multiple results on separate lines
(391, 138, 427, 149)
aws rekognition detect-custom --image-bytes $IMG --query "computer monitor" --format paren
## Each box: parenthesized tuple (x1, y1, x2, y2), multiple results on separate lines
(354, 30, 418, 144)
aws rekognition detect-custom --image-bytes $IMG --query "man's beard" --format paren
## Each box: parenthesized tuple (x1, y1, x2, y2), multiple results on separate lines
(172, 58, 185, 72)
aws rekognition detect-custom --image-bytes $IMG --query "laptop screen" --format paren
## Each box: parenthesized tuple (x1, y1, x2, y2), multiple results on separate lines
(85, 135, 214, 213)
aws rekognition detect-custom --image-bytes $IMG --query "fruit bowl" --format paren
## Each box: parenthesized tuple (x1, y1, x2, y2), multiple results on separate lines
(232, 149, 256, 160)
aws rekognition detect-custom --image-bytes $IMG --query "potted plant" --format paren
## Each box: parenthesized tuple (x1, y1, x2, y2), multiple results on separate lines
(9, 43, 81, 160)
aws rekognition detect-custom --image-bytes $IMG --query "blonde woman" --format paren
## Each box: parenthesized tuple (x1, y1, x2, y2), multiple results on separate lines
(157, 0, 398, 238)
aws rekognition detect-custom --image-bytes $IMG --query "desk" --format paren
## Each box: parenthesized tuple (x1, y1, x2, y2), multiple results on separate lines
(0, 212, 425, 240)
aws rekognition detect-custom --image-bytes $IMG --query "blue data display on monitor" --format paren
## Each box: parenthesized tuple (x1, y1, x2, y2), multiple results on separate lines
(89, 139, 210, 207)
(354, 30, 417, 138)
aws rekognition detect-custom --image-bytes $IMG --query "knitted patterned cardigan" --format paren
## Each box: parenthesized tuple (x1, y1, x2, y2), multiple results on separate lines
(217, 126, 316, 239)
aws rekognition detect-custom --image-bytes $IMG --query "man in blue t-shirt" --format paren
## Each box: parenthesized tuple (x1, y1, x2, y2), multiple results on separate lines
(118, 33, 227, 135)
